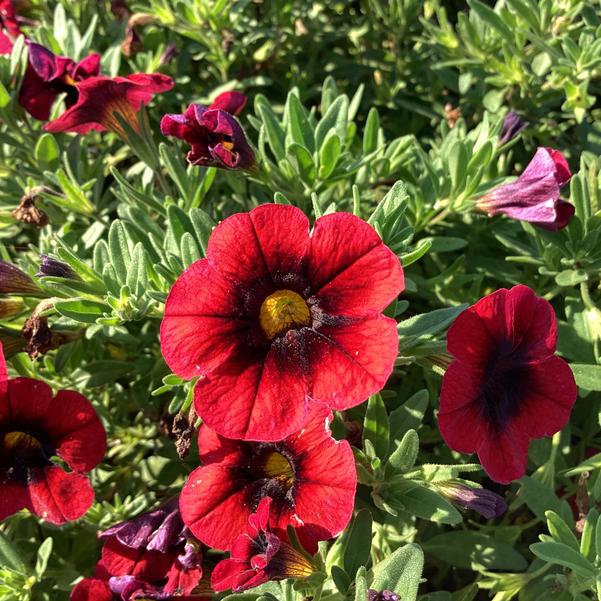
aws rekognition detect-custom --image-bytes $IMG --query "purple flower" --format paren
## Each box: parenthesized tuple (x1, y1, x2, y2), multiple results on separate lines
(0, 261, 41, 295)
(437, 482, 507, 519)
(476, 147, 574, 231)
(499, 111, 529, 145)
(160, 92, 254, 170)
(368, 590, 400, 601)
(36, 255, 76, 279)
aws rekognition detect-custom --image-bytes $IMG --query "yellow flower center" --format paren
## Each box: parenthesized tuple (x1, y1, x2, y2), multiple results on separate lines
(3, 431, 41, 451)
(259, 290, 310, 339)
(260, 450, 295, 489)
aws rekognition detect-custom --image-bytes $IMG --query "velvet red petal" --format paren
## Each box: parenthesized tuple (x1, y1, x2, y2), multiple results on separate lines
(195, 339, 310, 441)
(211, 557, 258, 592)
(161, 258, 248, 379)
(0, 341, 7, 398)
(101, 537, 173, 580)
(307, 212, 385, 291)
(0, 377, 53, 423)
(305, 315, 398, 410)
(477, 423, 531, 484)
(312, 242, 403, 316)
(210, 91, 247, 115)
(28, 466, 94, 524)
(197, 424, 248, 466)
(164, 562, 203, 595)
(41, 389, 106, 472)
(70, 578, 114, 601)
(179, 464, 253, 550)
(0, 481, 31, 521)
(514, 356, 577, 438)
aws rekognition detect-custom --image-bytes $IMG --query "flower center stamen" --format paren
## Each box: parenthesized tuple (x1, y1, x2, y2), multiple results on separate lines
(260, 450, 295, 489)
(259, 290, 310, 339)
(3, 431, 42, 451)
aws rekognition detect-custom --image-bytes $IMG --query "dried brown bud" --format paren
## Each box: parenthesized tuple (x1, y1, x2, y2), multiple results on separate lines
(172, 405, 197, 459)
(12, 191, 49, 227)
(121, 26, 143, 57)
(444, 103, 462, 128)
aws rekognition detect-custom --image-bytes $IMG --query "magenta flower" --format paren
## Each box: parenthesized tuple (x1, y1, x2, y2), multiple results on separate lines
(476, 147, 574, 231)
(160, 91, 254, 170)
(19, 42, 100, 121)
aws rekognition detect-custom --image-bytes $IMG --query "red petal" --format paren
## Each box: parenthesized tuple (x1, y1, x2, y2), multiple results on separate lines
(101, 537, 174, 580)
(209, 91, 247, 115)
(164, 562, 203, 595)
(312, 242, 403, 317)
(197, 425, 247, 466)
(446, 308, 496, 366)
(73, 53, 101, 79)
(196, 338, 310, 441)
(179, 464, 254, 550)
(305, 316, 398, 410)
(0, 482, 31, 521)
(211, 558, 251, 592)
(288, 410, 356, 551)
(546, 148, 571, 186)
(438, 362, 487, 454)
(0, 377, 53, 424)
(307, 213, 385, 291)
(70, 578, 114, 601)
(41, 390, 106, 472)
(513, 356, 577, 438)
(0, 341, 7, 398)
(28, 466, 94, 524)
(477, 423, 530, 484)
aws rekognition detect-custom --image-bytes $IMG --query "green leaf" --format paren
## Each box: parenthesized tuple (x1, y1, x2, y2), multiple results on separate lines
(35, 538, 53, 578)
(354, 566, 368, 601)
(448, 140, 468, 194)
(424, 532, 528, 571)
(343, 509, 373, 577)
(255, 95, 286, 161)
(34, 133, 60, 166)
(55, 299, 109, 323)
(398, 305, 466, 339)
(571, 364, 601, 391)
(318, 130, 341, 179)
(371, 543, 424, 601)
(387, 429, 419, 473)
(393, 485, 462, 525)
(363, 107, 380, 154)
(555, 270, 588, 287)
(468, 0, 515, 45)
(0, 531, 27, 573)
(363, 393, 389, 459)
(108, 221, 131, 284)
(331, 565, 351, 594)
(0, 81, 10, 108)
(287, 142, 315, 184)
(545, 510, 579, 551)
(400, 238, 432, 267)
(580, 508, 598, 561)
(286, 92, 314, 153)
(315, 95, 348, 149)
(530, 541, 596, 578)
(519, 476, 574, 526)
(389, 390, 429, 441)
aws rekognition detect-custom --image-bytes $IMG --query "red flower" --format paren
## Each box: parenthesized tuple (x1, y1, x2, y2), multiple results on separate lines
(476, 147, 574, 231)
(438, 285, 577, 484)
(160, 204, 403, 441)
(0, 0, 20, 55)
(160, 91, 254, 169)
(179, 405, 356, 552)
(211, 497, 315, 593)
(0, 343, 106, 524)
(44, 73, 173, 137)
(19, 42, 100, 121)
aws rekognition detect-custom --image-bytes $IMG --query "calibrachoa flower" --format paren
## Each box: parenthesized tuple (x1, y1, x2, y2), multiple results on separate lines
(179, 405, 356, 552)
(160, 203, 403, 441)
(476, 147, 574, 231)
(368, 590, 400, 601)
(211, 497, 315, 593)
(160, 91, 254, 169)
(44, 73, 174, 138)
(438, 285, 577, 484)
(99, 497, 203, 595)
(0, 0, 20, 55)
(36, 254, 77, 279)
(0, 260, 40, 294)
(19, 42, 100, 121)
(436, 481, 507, 519)
(72, 511, 204, 601)
(0, 342, 106, 523)
(498, 111, 528, 145)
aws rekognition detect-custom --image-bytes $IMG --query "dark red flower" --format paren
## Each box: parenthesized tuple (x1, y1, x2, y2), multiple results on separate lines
(44, 73, 173, 138)
(19, 42, 100, 121)
(0, 343, 106, 524)
(179, 405, 356, 552)
(476, 147, 574, 231)
(160, 91, 253, 169)
(99, 497, 203, 596)
(160, 204, 403, 441)
(0, 260, 41, 294)
(211, 497, 315, 593)
(436, 481, 507, 519)
(438, 285, 577, 484)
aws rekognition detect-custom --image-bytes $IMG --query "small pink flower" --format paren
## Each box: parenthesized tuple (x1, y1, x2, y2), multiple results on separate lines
(477, 147, 574, 231)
